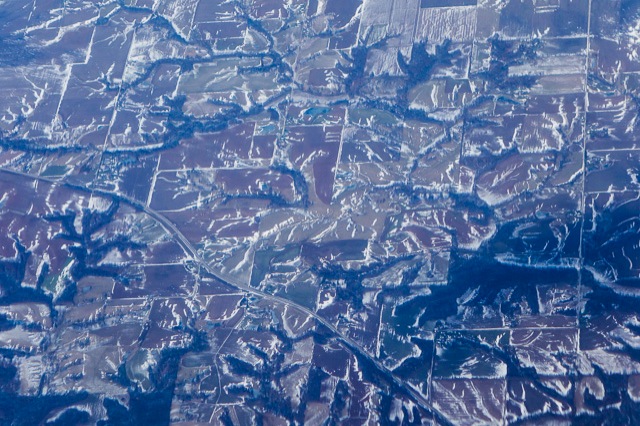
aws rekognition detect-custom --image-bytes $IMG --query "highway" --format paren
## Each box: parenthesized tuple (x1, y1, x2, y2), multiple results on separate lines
(0, 167, 452, 425)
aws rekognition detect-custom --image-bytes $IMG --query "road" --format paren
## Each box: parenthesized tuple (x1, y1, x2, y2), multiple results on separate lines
(0, 167, 452, 425)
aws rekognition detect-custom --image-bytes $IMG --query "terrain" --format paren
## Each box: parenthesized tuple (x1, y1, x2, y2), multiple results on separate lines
(0, 0, 639, 424)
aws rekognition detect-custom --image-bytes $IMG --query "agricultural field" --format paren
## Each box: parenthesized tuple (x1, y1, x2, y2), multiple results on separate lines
(0, 0, 639, 424)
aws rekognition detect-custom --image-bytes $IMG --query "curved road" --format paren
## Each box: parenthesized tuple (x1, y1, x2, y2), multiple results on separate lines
(0, 168, 452, 426)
